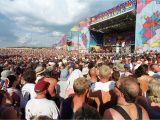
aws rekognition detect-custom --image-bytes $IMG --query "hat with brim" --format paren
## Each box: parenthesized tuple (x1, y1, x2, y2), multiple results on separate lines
(46, 66, 54, 71)
(115, 63, 125, 72)
(1, 70, 13, 80)
(35, 66, 46, 76)
(48, 62, 55, 66)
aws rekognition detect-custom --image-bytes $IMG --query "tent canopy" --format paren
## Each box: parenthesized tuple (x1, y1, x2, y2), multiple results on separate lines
(90, 11, 136, 33)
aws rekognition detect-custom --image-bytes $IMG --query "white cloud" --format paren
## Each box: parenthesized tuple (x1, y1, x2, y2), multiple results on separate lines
(0, 0, 128, 25)
(0, 0, 128, 47)
(0, 0, 90, 25)
(14, 32, 31, 44)
(52, 31, 63, 36)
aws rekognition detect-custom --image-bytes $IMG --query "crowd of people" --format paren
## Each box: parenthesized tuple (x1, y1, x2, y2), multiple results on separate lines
(0, 48, 160, 119)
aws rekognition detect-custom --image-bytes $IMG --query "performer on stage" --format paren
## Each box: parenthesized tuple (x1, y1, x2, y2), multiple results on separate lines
(121, 40, 126, 53)
(116, 41, 120, 53)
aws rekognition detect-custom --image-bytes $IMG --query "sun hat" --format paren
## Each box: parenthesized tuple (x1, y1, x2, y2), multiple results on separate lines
(35, 66, 46, 76)
(1, 70, 12, 80)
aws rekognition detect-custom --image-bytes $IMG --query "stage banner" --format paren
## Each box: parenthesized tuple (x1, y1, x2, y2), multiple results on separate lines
(70, 26, 90, 52)
(135, 0, 160, 52)
(90, 0, 135, 25)
(80, 27, 90, 51)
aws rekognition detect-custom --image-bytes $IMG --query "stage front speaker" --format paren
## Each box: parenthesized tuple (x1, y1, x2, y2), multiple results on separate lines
(131, 45, 135, 53)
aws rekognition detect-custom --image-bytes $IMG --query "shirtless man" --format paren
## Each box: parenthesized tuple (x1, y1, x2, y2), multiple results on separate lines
(103, 77, 149, 120)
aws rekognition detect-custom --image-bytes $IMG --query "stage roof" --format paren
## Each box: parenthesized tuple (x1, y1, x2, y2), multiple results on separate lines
(90, 11, 136, 33)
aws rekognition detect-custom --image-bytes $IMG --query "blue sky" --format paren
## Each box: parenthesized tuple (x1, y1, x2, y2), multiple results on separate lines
(0, 0, 128, 47)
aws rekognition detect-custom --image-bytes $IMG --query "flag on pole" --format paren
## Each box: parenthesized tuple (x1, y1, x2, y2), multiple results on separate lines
(59, 34, 67, 46)
(71, 26, 82, 32)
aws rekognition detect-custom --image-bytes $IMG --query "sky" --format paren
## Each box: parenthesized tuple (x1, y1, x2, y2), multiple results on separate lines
(0, 0, 128, 47)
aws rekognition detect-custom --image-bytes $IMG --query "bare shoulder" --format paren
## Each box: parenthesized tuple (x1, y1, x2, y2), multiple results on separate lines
(103, 108, 123, 120)
(44, 77, 57, 84)
(139, 105, 150, 120)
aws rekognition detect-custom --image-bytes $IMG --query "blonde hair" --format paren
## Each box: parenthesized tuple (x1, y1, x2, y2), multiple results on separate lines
(148, 79, 160, 103)
(73, 77, 89, 96)
(138, 75, 153, 93)
(99, 65, 111, 80)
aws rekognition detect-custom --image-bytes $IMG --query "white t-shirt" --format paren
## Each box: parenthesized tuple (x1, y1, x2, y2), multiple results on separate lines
(21, 83, 36, 98)
(21, 83, 36, 108)
(57, 80, 68, 98)
(91, 81, 116, 92)
(148, 71, 155, 76)
(67, 69, 83, 89)
(25, 98, 59, 120)
(122, 42, 125, 47)
(134, 63, 141, 70)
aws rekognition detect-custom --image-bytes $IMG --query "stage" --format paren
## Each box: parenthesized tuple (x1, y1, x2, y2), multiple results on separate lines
(68, 0, 160, 53)
(89, 10, 136, 54)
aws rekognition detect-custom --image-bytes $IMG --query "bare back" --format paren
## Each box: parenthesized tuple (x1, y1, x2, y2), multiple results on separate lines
(103, 103, 149, 120)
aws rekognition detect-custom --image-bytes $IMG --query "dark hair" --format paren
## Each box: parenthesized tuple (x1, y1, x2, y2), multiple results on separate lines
(0, 66, 3, 78)
(43, 68, 56, 78)
(32, 115, 53, 120)
(61, 63, 65, 68)
(15, 66, 24, 75)
(112, 71, 120, 81)
(23, 70, 36, 83)
(73, 105, 101, 119)
(0, 91, 4, 105)
(41, 63, 46, 68)
(0, 106, 18, 119)
(142, 64, 148, 72)
(7, 75, 16, 88)
(96, 63, 103, 68)
(107, 62, 114, 69)
(88, 62, 95, 69)
(135, 65, 148, 78)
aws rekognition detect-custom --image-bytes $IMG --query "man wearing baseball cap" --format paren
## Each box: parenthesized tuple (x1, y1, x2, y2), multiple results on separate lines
(25, 78, 59, 120)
